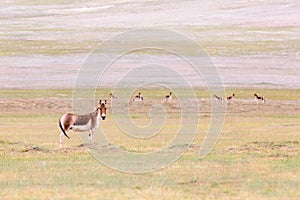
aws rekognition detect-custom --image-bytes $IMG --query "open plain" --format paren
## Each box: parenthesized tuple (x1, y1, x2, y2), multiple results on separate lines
(1, 89, 300, 199)
(1, 0, 300, 199)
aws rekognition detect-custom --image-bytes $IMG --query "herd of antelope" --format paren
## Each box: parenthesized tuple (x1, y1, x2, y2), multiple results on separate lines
(214, 93, 266, 104)
(58, 91, 266, 148)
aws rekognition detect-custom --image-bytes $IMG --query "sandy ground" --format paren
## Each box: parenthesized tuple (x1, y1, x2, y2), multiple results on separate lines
(0, 0, 299, 89)
(0, 55, 299, 89)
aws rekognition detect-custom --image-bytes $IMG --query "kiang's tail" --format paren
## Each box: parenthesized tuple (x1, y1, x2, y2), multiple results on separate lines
(59, 118, 70, 139)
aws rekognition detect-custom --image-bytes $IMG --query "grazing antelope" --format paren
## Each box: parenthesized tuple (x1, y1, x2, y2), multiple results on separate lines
(254, 93, 266, 104)
(165, 92, 173, 102)
(213, 94, 224, 103)
(227, 93, 235, 102)
(58, 100, 107, 148)
(133, 92, 143, 102)
(109, 93, 117, 101)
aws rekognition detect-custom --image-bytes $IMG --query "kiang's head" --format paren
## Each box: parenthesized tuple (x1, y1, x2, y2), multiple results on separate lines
(99, 100, 107, 120)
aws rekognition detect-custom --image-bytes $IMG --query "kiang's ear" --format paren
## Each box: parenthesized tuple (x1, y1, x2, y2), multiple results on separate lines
(105, 100, 107, 104)
(99, 100, 102, 104)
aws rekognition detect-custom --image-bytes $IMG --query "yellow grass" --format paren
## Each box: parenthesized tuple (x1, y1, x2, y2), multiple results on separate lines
(0, 89, 299, 199)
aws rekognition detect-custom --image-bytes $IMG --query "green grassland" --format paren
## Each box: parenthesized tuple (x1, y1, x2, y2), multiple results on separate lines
(0, 89, 299, 199)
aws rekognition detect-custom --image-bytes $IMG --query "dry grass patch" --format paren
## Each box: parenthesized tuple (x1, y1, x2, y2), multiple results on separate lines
(0, 89, 299, 199)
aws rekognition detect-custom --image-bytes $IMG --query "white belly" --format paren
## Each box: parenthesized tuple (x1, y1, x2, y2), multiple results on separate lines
(71, 123, 90, 132)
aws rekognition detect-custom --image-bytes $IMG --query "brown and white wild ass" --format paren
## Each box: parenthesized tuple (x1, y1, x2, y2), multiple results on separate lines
(58, 100, 107, 148)
(254, 93, 266, 104)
